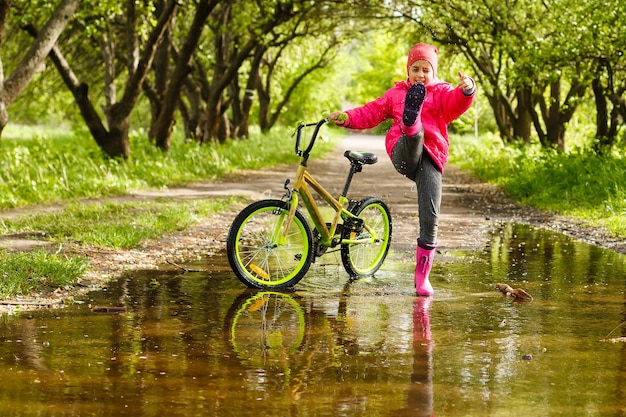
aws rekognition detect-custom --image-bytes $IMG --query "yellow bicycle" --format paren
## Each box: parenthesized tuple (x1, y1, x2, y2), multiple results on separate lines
(226, 118, 392, 289)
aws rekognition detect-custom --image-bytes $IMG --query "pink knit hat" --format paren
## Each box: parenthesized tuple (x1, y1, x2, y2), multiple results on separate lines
(407, 43, 438, 75)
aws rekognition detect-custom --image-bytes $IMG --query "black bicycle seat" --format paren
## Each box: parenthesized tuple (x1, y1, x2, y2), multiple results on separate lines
(344, 150, 378, 165)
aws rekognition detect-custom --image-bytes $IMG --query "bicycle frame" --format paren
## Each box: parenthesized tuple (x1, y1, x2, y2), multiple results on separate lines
(278, 119, 381, 249)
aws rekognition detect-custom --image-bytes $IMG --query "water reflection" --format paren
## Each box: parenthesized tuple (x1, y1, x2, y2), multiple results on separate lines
(225, 291, 306, 393)
(224, 287, 434, 416)
(394, 297, 434, 417)
(434, 223, 626, 415)
(0, 223, 623, 416)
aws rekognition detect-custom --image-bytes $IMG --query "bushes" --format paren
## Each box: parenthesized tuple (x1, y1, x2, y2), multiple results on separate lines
(450, 134, 626, 237)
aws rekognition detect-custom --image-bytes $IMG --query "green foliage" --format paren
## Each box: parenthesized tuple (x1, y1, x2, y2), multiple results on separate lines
(401, 0, 626, 150)
(4, 0, 626, 155)
(450, 134, 626, 237)
(344, 30, 409, 105)
(0, 251, 88, 298)
(0, 125, 338, 209)
(257, 37, 347, 126)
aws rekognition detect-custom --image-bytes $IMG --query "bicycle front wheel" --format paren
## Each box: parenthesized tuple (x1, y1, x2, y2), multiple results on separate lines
(227, 199, 314, 289)
(341, 196, 392, 277)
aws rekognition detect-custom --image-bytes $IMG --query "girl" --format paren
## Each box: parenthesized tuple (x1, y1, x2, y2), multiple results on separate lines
(329, 43, 475, 296)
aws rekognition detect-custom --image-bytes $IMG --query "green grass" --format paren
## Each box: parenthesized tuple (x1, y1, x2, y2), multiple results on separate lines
(449, 133, 626, 238)
(0, 125, 338, 209)
(0, 198, 237, 299)
(0, 251, 89, 299)
(0, 198, 237, 249)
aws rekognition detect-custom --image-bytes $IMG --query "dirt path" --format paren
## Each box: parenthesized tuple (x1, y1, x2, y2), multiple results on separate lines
(0, 134, 623, 310)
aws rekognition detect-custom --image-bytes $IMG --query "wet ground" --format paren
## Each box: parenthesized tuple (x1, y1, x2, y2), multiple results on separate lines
(0, 223, 624, 416)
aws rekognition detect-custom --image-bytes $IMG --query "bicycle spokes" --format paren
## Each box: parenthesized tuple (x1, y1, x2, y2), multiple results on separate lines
(227, 200, 314, 288)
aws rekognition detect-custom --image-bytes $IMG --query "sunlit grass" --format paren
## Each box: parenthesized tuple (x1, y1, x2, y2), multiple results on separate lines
(0, 198, 237, 249)
(450, 133, 626, 238)
(0, 198, 239, 298)
(0, 251, 89, 298)
(0, 125, 338, 209)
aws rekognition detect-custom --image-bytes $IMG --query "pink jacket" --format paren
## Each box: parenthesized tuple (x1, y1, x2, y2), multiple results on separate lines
(342, 79, 474, 173)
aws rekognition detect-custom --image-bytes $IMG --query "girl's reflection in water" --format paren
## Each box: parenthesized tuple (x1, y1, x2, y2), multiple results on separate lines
(396, 297, 435, 416)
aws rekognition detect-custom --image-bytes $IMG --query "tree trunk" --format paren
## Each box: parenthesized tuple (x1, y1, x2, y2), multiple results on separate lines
(0, 0, 79, 140)
(22, 24, 113, 154)
(201, 91, 225, 144)
(484, 92, 514, 143)
(22, 0, 177, 158)
(144, 25, 170, 142)
(531, 78, 586, 152)
(105, 0, 177, 157)
(153, 0, 217, 151)
(592, 77, 608, 140)
(180, 75, 203, 141)
(107, 104, 131, 158)
(234, 44, 265, 138)
(257, 77, 271, 132)
(513, 87, 533, 143)
(592, 58, 622, 154)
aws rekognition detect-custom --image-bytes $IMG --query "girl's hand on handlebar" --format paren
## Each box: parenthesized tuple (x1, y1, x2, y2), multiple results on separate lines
(328, 111, 348, 126)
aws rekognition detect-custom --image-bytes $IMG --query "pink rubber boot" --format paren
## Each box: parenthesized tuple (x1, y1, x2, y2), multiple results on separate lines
(415, 241, 436, 296)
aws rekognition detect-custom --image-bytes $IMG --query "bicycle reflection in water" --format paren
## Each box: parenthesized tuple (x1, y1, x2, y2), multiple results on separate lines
(224, 289, 435, 415)
(225, 291, 306, 371)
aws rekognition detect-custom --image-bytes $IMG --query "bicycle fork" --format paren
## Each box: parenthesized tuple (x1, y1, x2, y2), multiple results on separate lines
(272, 165, 306, 246)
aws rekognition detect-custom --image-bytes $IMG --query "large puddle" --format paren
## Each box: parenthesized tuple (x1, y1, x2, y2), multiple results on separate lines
(0, 223, 624, 416)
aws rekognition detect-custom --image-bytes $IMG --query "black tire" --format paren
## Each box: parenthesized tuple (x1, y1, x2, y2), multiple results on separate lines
(226, 199, 314, 289)
(340, 196, 392, 277)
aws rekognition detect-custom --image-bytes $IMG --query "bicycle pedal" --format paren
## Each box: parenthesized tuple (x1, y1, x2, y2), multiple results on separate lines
(343, 217, 364, 232)
(342, 218, 364, 240)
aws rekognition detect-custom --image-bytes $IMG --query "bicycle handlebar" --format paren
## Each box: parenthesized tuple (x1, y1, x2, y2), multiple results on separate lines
(294, 118, 329, 160)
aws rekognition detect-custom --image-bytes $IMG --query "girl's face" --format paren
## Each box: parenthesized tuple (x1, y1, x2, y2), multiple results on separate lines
(408, 60, 434, 85)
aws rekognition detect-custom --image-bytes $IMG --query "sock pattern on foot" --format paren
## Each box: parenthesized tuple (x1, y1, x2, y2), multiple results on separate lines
(403, 83, 426, 127)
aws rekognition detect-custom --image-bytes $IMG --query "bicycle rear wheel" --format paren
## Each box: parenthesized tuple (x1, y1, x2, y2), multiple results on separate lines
(341, 196, 392, 277)
(227, 199, 314, 289)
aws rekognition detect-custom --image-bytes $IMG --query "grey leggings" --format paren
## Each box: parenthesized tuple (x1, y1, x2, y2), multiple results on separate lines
(390, 131, 442, 246)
